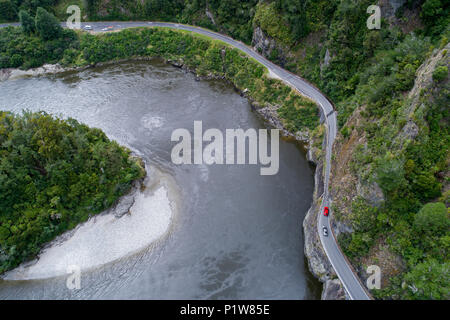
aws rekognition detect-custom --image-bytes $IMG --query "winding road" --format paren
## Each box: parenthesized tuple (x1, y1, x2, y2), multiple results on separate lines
(0, 21, 371, 300)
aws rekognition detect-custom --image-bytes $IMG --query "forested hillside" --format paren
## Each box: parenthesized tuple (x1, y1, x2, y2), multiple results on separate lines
(0, 111, 145, 273)
(0, 0, 448, 299)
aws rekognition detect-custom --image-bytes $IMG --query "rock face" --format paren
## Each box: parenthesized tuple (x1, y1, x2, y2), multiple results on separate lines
(112, 180, 139, 218)
(303, 195, 334, 283)
(393, 120, 420, 150)
(320, 48, 331, 72)
(407, 42, 450, 114)
(322, 279, 347, 300)
(252, 27, 288, 66)
(0, 68, 12, 81)
(254, 104, 310, 143)
(399, 120, 419, 140)
(0, 64, 69, 81)
(302, 133, 345, 298)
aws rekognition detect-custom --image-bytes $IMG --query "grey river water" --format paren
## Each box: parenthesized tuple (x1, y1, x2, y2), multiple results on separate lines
(0, 60, 321, 299)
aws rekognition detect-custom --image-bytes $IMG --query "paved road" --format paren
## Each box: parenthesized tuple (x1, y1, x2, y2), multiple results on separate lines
(0, 21, 371, 300)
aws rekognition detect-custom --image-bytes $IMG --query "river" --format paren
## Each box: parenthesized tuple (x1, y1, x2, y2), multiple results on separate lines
(0, 60, 321, 299)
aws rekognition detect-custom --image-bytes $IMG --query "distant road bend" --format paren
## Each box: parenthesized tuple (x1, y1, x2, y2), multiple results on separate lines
(0, 21, 371, 300)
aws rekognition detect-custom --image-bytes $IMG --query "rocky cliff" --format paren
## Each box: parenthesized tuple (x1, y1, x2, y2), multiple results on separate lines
(329, 42, 449, 291)
(252, 26, 289, 67)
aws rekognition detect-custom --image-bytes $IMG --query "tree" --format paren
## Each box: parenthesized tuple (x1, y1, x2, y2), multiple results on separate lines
(10, 54, 23, 67)
(376, 157, 405, 194)
(19, 10, 35, 34)
(433, 66, 448, 82)
(35, 7, 62, 40)
(414, 202, 449, 236)
(403, 259, 449, 299)
(421, 0, 443, 24)
(0, 0, 17, 21)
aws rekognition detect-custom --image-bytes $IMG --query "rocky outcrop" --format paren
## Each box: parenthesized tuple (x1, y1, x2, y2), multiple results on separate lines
(303, 195, 334, 283)
(0, 64, 73, 81)
(379, 0, 407, 19)
(407, 42, 450, 115)
(302, 129, 345, 298)
(393, 43, 449, 151)
(112, 180, 138, 218)
(254, 103, 310, 143)
(252, 27, 288, 66)
(398, 120, 419, 140)
(356, 180, 385, 207)
(321, 278, 347, 300)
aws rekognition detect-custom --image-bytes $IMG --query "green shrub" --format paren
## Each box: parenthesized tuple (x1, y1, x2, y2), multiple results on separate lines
(253, 2, 294, 45)
(9, 54, 23, 67)
(432, 65, 448, 82)
(414, 202, 449, 236)
(376, 158, 405, 194)
(340, 126, 350, 138)
(19, 10, 35, 34)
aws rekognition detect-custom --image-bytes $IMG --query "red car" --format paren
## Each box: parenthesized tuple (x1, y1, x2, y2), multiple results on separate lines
(323, 206, 329, 217)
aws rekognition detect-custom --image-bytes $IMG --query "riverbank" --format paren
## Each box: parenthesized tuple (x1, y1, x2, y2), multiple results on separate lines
(2, 161, 179, 280)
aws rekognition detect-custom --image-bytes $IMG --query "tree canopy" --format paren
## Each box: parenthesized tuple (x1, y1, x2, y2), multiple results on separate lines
(19, 9, 35, 34)
(0, 111, 145, 273)
(35, 7, 62, 40)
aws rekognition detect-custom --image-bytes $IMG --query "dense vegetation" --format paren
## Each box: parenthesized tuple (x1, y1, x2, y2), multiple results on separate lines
(0, 0, 59, 23)
(338, 61, 450, 299)
(291, 1, 449, 300)
(0, 16, 320, 132)
(169, 0, 448, 300)
(274, 0, 449, 300)
(0, 111, 145, 273)
(0, 6, 78, 69)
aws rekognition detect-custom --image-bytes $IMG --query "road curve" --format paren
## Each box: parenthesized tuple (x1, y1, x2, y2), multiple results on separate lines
(0, 21, 371, 300)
